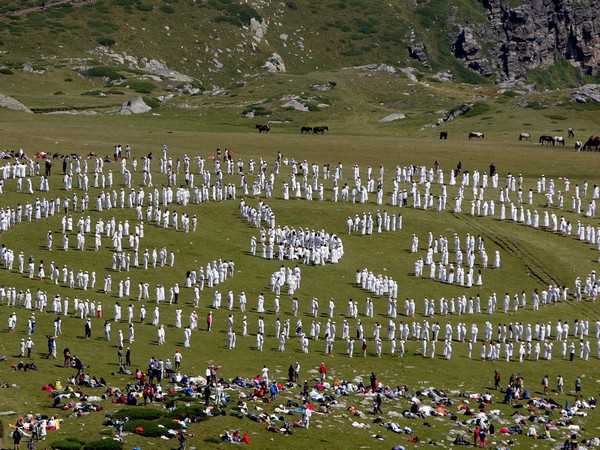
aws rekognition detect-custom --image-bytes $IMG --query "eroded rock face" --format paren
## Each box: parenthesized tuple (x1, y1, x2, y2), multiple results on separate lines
(481, 0, 600, 78)
(452, 27, 493, 77)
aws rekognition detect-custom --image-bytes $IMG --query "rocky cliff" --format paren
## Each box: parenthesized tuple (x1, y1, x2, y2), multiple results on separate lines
(477, 0, 600, 79)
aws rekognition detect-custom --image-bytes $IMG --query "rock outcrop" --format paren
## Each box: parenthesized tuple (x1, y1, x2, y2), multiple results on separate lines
(263, 53, 286, 73)
(573, 84, 600, 103)
(407, 42, 429, 67)
(0, 93, 33, 113)
(116, 96, 152, 115)
(379, 113, 406, 123)
(452, 27, 492, 77)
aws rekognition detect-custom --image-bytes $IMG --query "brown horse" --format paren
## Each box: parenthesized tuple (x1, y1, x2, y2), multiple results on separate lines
(583, 136, 600, 151)
(440, 131, 448, 140)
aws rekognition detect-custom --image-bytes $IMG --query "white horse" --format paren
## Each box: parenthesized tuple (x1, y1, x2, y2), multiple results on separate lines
(553, 136, 565, 146)
(519, 132, 531, 141)
(468, 132, 484, 140)
(575, 141, 583, 152)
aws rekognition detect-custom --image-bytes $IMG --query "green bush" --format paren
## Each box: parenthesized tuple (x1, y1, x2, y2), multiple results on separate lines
(83, 440, 123, 450)
(53, 91, 65, 96)
(111, 0, 137, 5)
(159, 5, 175, 13)
(122, 420, 170, 437)
(85, 66, 122, 81)
(286, 1, 298, 9)
(341, 49, 361, 56)
(0, 68, 13, 75)
(306, 102, 320, 112)
(136, 3, 154, 11)
(113, 408, 164, 420)
(211, 2, 261, 26)
(143, 96, 161, 108)
(96, 37, 116, 47)
(127, 80, 156, 94)
(50, 439, 84, 450)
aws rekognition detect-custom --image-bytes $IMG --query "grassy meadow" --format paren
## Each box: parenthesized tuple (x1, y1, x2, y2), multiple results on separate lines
(0, 93, 599, 450)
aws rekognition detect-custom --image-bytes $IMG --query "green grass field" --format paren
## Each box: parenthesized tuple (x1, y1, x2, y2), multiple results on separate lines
(0, 99, 599, 450)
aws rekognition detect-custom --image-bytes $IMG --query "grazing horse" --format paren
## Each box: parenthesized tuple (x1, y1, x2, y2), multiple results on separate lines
(519, 132, 531, 141)
(583, 136, 600, 151)
(313, 126, 329, 135)
(300, 126, 313, 134)
(256, 124, 270, 133)
(468, 132, 484, 140)
(575, 141, 583, 152)
(539, 135, 555, 146)
(568, 127, 575, 138)
(439, 131, 448, 140)
(553, 136, 565, 146)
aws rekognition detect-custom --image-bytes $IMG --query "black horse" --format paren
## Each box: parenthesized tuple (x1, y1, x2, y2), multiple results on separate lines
(539, 135, 555, 146)
(256, 124, 270, 134)
(300, 126, 313, 134)
(439, 131, 448, 140)
(313, 126, 329, 135)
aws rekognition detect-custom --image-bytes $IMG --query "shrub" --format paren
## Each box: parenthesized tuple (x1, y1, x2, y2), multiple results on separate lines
(286, 1, 298, 9)
(0, 68, 13, 75)
(96, 37, 116, 47)
(143, 96, 160, 108)
(127, 80, 156, 94)
(83, 440, 123, 450)
(113, 408, 164, 420)
(50, 439, 83, 450)
(85, 66, 122, 81)
(53, 91, 65, 96)
(122, 420, 170, 437)
(306, 102, 320, 112)
(136, 3, 154, 11)
(159, 5, 175, 13)
(341, 49, 361, 56)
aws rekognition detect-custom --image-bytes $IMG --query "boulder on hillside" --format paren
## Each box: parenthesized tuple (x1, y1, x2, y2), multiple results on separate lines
(407, 42, 429, 67)
(379, 113, 406, 123)
(281, 97, 308, 111)
(250, 18, 268, 42)
(116, 96, 152, 115)
(263, 53, 286, 73)
(0, 93, 33, 113)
